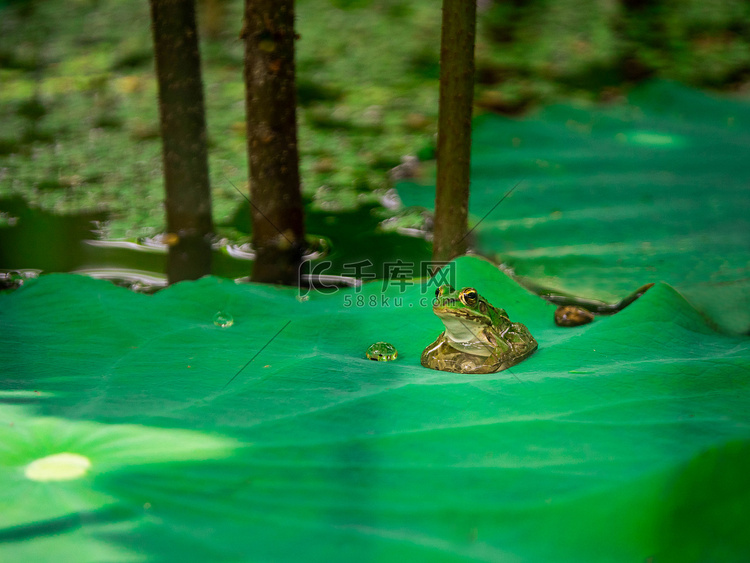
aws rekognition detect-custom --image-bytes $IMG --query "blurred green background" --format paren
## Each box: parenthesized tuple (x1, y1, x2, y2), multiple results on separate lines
(2, 0, 749, 235)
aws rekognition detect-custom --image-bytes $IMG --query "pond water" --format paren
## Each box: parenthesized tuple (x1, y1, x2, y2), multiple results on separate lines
(0, 195, 432, 293)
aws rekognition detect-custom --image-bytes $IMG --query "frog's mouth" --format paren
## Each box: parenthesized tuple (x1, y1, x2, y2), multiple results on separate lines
(434, 307, 492, 355)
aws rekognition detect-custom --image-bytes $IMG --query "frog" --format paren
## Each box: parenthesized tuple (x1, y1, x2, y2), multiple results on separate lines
(421, 285, 537, 374)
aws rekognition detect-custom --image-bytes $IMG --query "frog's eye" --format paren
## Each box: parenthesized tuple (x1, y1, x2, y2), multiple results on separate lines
(435, 287, 441, 298)
(460, 288, 478, 306)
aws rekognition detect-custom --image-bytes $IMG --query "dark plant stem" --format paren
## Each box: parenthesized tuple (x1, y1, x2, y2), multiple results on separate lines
(433, 0, 476, 262)
(243, 0, 306, 285)
(150, 0, 214, 284)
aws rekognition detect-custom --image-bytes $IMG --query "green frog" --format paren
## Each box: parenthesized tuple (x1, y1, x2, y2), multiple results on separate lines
(421, 285, 537, 374)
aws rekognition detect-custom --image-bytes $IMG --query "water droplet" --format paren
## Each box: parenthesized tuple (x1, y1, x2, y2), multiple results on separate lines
(366, 342, 398, 362)
(213, 311, 234, 328)
(25, 452, 92, 482)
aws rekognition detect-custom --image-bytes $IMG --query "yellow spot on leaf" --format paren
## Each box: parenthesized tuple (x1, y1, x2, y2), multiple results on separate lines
(25, 453, 92, 482)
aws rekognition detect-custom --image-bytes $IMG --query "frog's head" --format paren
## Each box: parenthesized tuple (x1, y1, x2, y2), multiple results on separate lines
(433, 285, 504, 342)
(433, 285, 493, 324)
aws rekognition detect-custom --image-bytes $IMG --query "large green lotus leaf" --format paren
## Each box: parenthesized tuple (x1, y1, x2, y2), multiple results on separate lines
(397, 81, 750, 334)
(2, 255, 749, 561)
